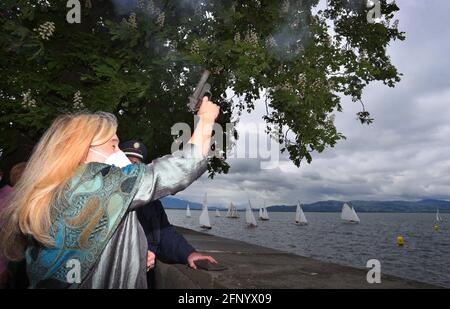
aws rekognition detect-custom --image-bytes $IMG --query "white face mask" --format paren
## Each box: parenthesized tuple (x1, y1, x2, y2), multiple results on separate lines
(89, 148, 132, 168)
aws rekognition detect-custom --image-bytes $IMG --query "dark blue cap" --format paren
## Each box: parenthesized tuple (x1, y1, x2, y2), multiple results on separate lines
(119, 140, 148, 162)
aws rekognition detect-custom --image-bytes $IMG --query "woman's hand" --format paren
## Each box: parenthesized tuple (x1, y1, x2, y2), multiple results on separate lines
(196, 97, 220, 124)
(188, 97, 220, 157)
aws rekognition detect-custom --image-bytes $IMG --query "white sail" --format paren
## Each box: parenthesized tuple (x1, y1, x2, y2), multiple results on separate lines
(299, 208, 307, 224)
(215, 209, 221, 217)
(436, 209, 442, 222)
(351, 206, 360, 222)
(259, 201, 269, 220)
(199, 193, 211, 228)
(341, 203, 360, 223)
(295, 201, 307, 224)
(246, 200, 258, 226)
(232, 204, 239, 218)
(199, 206, 211, 228)
(227, 202, 239, 218)
(263, 207, 270, 220)
(186, 204, 192, 218)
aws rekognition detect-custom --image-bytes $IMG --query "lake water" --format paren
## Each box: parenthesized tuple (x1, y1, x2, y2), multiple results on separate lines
(166, 210, 450, 288)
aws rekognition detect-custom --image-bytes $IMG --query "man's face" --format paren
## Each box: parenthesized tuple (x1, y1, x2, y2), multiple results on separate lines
(127, 156, 142, 164)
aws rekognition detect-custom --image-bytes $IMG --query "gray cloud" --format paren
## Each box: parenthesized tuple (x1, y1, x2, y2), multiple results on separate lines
(174, 0, 450, 207)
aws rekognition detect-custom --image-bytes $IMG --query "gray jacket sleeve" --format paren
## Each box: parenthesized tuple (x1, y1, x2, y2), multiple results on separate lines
(129, 143, 207, 210)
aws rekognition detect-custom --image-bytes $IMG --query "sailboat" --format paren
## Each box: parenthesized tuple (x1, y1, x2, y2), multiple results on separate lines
(226, 202, 239, 218)
(436, 209, 442, 222)
(434, 208, 443, 231)
(215, 209, 221, 217)
(259, 202, 269, 221)
(246, 200, 258, 227)
(295, 201, 308, 225)
(263, 207, 269, 220)
(341, 203, 360, 224)
(199, 193, 211, 229)
(186, 203, 192, 218)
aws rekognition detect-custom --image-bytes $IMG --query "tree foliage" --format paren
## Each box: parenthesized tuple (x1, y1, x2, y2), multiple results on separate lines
(0, 0, 405, 175)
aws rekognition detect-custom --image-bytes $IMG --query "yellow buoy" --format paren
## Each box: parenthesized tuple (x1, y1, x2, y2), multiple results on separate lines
(434, 224, 440, 232)
(396, 236, 405, 247)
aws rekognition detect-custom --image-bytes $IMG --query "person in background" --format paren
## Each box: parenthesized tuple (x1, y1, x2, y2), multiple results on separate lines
(0, 162, 26, 210)
(0, 168, 12, 211)
(0, 162, 27, 287)
(119, 140, 218, 288)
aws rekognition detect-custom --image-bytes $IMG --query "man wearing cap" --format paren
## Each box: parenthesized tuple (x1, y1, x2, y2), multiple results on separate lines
(119, 140, 217, 288)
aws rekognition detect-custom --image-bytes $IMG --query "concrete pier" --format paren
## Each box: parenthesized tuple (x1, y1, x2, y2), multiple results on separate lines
(154, 227, 439, 289)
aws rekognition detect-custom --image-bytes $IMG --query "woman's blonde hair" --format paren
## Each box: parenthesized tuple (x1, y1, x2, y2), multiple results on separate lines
(0, 112, 117, 261)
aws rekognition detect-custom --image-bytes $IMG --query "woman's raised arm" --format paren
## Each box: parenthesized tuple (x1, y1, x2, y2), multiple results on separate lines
(129, 97, 219, 209)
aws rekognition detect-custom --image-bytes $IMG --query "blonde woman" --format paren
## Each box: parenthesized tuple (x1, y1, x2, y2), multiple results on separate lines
(0, 97, 219, 288)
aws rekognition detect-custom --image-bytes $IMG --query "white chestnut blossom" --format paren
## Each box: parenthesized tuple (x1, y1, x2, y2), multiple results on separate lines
(73, 90, 84, 110)
(34, 21, 55, 41)
(21, 89, 37, 109)
(157, 12, 165, 28)
(244, 29, 258, 45)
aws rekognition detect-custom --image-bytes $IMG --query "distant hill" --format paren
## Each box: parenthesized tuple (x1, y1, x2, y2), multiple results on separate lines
(161, 197, 226, 211)
(161, 197, 450, 213)
(269, 199, 450, 213)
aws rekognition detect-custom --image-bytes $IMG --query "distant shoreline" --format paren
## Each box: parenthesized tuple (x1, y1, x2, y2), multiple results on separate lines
(165, 208, 449, 214)
(162, 196, 450, 213)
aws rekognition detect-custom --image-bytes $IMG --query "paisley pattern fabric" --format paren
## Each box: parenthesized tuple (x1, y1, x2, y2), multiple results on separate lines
(25, 163, 145, 288)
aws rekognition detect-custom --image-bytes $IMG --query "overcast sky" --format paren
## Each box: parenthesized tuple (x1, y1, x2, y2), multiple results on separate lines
(174, 1, 450, 208)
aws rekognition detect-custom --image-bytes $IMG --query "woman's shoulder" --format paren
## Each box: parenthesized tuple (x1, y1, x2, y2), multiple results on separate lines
(80, 162, 145, 175)
(66, 163, 145, 192)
